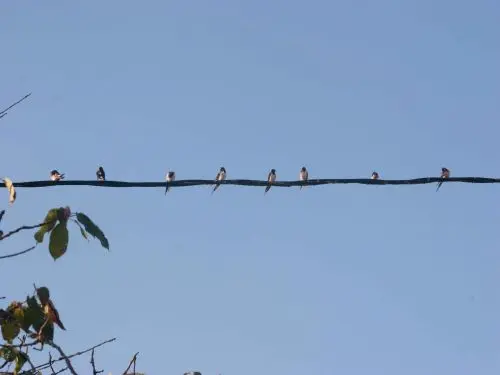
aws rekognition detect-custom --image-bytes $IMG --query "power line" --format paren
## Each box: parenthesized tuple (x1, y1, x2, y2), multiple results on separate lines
(1, 177, 499, 189)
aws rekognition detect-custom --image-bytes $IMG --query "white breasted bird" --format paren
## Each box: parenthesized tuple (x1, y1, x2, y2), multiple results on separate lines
(50, 170, 65, 181)
(96, 166, 106, 181)
(165, 170, 176, 194)
(265, 169, 276, 194)
(212, 166, 227, 194)
(371, 171, 379, 180)
(436, 167, 450, 192)
(299, 167, 308, 189)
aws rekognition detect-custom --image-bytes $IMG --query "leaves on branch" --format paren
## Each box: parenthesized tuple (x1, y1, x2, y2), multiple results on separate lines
(2, 178, 16, 205)
(34, 209, 59, 244)
(49, 222, 69, 261)
(76, 213, 109, 250)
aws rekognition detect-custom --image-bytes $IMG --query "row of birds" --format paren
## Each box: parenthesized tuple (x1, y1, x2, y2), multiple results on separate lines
(49, 167, 452, 193)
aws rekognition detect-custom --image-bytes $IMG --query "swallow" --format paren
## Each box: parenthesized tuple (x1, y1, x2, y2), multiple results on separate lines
(212, 167, 227, 194)
(371, 171, 379, 180)
(265, 169, 276, 194)
(43, 299, 66, 330)
(50, 170, 65, 181)
(96, 166, 105, 181)
(436, 167, 450, 192)
(165, 171, 176, 194)
(299, 167, 308, 189)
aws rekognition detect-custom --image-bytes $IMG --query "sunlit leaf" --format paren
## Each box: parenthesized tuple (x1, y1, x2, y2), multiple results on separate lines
(76, 212, 109, 250)
(14, 351, 28, 374)
(2, 177, 16, 205)
(48, 222, 69, 260)
(1, 321, 20, 342)
(34, 208, 59, 244)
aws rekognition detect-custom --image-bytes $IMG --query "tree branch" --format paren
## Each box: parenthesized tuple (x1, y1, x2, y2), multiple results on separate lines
(90, 348, 103, 375)
(46, 341, 78, 375)
(0, 245, 36, 260)
(0, 93, 32, 120)
(0, 220, 56, 241)
(122, 352, 138, 375)
(20, 338, 116, 374)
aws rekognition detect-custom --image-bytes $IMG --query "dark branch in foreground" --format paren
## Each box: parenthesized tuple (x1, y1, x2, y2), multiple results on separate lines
(19, 337, 116, 375)
(1, 177, 500, 190)
(0, 245, 37, 260)
(0, 93, 32, 119)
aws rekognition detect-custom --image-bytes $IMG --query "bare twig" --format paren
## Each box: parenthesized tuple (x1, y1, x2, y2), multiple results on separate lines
(0, 245, 36, 260)
(48, 353, 56, 374)
(90, 348, 103, 375)
(0, 93, 32, 119)
(122, 352, 139, 375)
(0, 176, 499, 190)
(47, 341, 78, 375)
(0, 297, 5, 300)
(0, 220, 55, 241)
(22, 338, 116, 374)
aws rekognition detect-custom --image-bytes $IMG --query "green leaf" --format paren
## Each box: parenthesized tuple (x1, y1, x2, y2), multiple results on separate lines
(73, 219, 89, 241)
(76, 212, 109, 250)
(14, 352, 28, 374)
(34, 208, 59, 243)
(0, 346, 16, 362)
(49, 221, 69, 260)
(25, 297, 45, 331)
(1, 321, 20, 342)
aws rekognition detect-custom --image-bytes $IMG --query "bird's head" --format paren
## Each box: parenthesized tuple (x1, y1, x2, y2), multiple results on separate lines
(271, 169, 276, 174)
(220, 167, 226, 173)
(301, 167, 306, 172)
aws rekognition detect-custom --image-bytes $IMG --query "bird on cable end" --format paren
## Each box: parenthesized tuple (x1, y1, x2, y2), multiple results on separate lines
(165, 170, 176, 194)
(265, 169, 276, 194)
(436, 167, 450, 192)
(50, 170, 65, 181)
(299, 167, 308, 189)
(371, 171, 379, 180)
(96, 166, 106, 181)
(212, 167, 227, 195)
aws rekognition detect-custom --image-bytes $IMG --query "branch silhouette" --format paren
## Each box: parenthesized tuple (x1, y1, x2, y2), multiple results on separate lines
(1, 177, 499, 190)
(0, 93, 32, 120)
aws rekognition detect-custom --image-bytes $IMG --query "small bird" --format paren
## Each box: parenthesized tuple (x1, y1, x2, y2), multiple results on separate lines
(50, 170, 65, 181)
(436, 167, 450, 192)
(165, 171, 176, 194)
(43, 299, 66, 330)
(265, 169, 276, 194)
(299, 167, 308, 189)
(212, 167, 227, 194)
(371, 171, 379, 180)
(96, 166, 105, 181)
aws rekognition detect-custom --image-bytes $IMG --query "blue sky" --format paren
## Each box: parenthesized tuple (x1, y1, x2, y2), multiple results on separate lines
(1, 1, 499, 374)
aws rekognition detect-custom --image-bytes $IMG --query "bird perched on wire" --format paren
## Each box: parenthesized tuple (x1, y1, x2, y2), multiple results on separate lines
(165, 170, 176, 194)
(212, 167, 227, 194)
(265, 169, 276, 194)
(436, 167, 450, 192)
(50, 170, 65, 181)
(96, 166, 105, 181)
(299, 167, 308, 189)
(371, 171, 379, 180)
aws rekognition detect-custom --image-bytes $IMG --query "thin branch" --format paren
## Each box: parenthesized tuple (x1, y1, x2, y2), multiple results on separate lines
(122, 352, 138, 375)
(0, 245, 36, 260)
(0, 176, 499, 190)
(90, 348, 103, 375)
(22, 338, 116, 374)
(0, 220, 56, 241)
(0, 93, 32, 119)
(47, 341, 77, 375)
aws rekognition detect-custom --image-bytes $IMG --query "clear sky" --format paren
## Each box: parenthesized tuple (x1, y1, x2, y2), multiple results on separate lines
(1, 1, 499, 374)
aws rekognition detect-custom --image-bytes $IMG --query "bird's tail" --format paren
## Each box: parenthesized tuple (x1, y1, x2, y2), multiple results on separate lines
(165, 183, 170, 195)
(60, 173, 65, 179)
(436, 180, 443, 192)
(212, 183, 220, 195)
(265, 185, 271, 194)
(56, 319, 66, 330)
